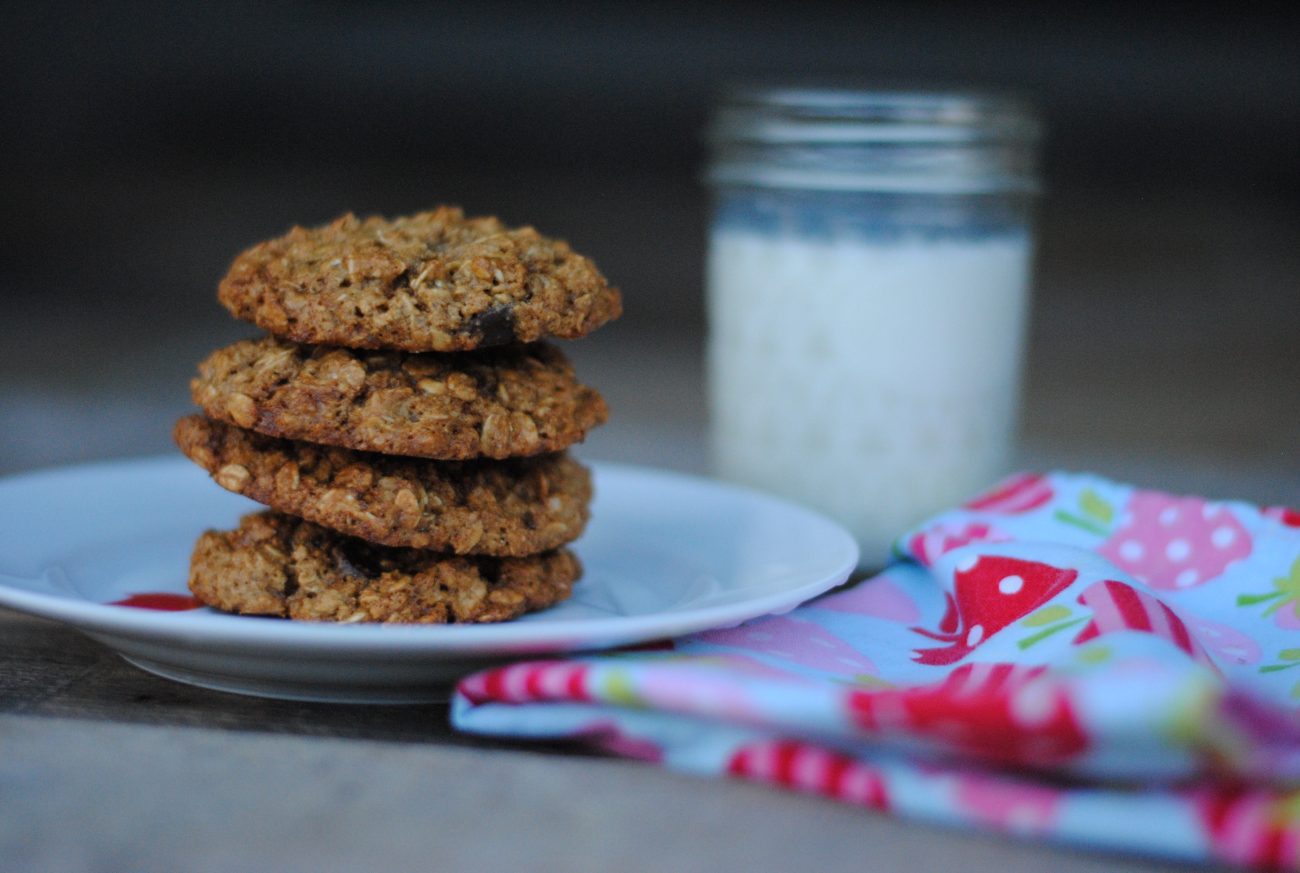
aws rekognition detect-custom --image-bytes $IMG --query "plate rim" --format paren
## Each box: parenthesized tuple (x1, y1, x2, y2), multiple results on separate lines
(0, 456, 859, 655)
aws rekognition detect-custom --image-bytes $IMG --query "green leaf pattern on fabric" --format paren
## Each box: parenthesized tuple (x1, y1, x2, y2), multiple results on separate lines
(1259, 648, 1300, 675)
(1237, 554, 1300, 617)
(1054, 489, 1115, 536)
(1022, 605, 1072, 628)
(602, 669, 643, 706)
(1080, 489, 1114, 525)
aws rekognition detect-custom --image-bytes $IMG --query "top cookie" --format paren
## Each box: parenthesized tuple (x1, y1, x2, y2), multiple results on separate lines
(217, 207, 623, 352)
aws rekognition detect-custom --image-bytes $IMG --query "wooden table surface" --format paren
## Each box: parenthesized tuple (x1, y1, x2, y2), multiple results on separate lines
(0, 606, 1231, 873)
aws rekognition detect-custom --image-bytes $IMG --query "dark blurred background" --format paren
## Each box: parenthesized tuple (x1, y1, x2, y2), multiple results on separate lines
(2, 2, 1297, 497)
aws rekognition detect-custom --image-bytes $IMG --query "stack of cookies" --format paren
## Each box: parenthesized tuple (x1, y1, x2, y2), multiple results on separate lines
(174, 207, 622, 623)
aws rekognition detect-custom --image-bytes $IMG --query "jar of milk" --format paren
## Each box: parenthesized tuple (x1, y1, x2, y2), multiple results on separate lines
(704, 88, 1041, 566)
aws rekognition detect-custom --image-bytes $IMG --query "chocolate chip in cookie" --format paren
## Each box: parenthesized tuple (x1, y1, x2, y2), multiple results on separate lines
(217, 207, 623, 352)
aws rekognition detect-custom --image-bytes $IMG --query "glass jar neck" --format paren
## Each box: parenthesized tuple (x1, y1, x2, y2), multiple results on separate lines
(707, 87, 1041, 195)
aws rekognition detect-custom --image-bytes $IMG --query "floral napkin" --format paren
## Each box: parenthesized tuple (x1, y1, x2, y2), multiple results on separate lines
(453, 472, 1300, 870)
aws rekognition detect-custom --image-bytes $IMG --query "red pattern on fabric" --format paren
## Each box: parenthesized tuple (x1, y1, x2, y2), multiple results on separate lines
(964, 473, 1054, 514)
(1196, 786, 1300, 870)
(912, 557, 1078, 665)
(909, 521, 1012, 567)
(566, 664, 591, 701)
(727, 740, 889, 811)
(524, 666, 547, 698)
(460, 661, 592, 704)
(846, 663, 1088, 766)
(1074, 580, 1214, 668)
(1265, 506, 1300, 528)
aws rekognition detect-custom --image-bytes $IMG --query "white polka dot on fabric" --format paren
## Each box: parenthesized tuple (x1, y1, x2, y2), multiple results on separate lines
(1159, 507, 1179, 526)
(966, 624, 985, 647)
(998, 575, 1024, 595)
(956, 554, 979, 573)
(1176, 568, 1199, 588)
(1211, 526, 1237, 548)
(1166, 539, 1191, 562)
(1119, 540, 1144, 561)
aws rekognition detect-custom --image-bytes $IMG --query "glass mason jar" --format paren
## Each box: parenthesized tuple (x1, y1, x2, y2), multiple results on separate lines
(704, 87, 1042, 567)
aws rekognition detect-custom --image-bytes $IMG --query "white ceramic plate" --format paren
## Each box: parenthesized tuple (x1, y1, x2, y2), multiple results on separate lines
(0, 457, 858, 703)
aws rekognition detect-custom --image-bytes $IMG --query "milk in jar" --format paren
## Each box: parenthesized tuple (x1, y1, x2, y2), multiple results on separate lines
(705, 89, 1041, 564)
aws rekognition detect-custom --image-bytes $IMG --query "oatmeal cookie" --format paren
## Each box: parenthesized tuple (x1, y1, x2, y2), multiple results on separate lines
(217, 207, 622, 351)
(174, 415, 591, 555)
(189, 511, 579, 623)
(192, 337, 606, 460)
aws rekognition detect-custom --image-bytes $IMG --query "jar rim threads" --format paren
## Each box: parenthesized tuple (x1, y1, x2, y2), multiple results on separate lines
(707, 86, 1042, 194)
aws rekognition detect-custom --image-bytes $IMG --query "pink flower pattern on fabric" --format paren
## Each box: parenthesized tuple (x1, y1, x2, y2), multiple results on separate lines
(815, 576, 921, 624)
(1185, 615, 1263, 666)
(694, 615, 878, 678)
(1098, 492, 1252, 590)
(951, 773, 1063, 834)
(1275, 603, 1300, 631)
